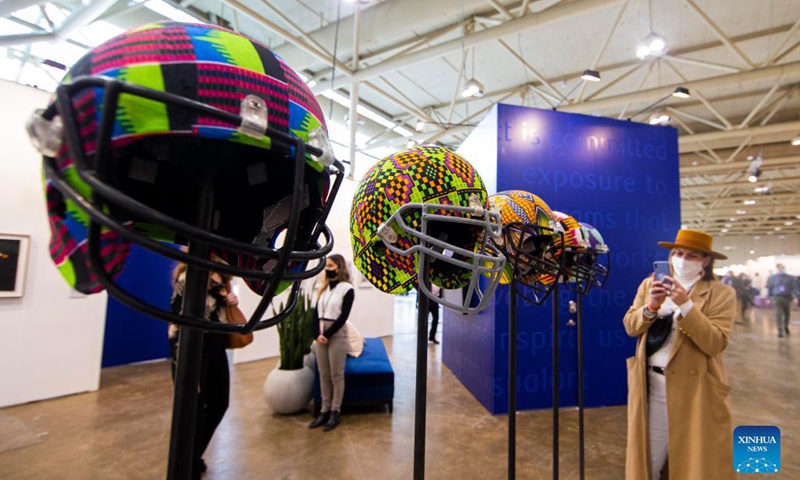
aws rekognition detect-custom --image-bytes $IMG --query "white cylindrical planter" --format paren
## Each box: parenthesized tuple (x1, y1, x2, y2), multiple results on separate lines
(263, 365, 314, 414)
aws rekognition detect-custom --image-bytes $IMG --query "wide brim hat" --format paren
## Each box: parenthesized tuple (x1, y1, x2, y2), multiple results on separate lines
(657, 229, 727, 260)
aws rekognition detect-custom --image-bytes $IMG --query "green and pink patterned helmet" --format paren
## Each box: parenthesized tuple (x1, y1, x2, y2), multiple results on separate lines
(26, 22, 343, 331)
(349, 146, 505, 314)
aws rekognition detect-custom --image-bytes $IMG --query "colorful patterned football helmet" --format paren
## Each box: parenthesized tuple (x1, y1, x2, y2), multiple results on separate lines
(579, 222, 611, 291)
(551, 211, 595, 294)
(26, 22, 344, 332)
(350, 146, 505, 313)
(488, 190, 564, 305)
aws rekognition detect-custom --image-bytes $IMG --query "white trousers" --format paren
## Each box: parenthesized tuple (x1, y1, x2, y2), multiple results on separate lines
(648, 369, 669, 480)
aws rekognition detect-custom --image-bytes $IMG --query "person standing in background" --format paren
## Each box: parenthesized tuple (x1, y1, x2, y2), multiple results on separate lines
(735, 273, 754, 322)
(308, 254, 354, 432)
(767, 263, 800, 338)
(428, 284, 442, 344)
(169, 262, 239, 476)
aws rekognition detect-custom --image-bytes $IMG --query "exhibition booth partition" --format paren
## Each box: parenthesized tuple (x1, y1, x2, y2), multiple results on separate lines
(444, 103, 681, 414)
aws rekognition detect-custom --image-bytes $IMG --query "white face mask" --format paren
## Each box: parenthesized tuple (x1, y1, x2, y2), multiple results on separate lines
(671, 256, 704, 282)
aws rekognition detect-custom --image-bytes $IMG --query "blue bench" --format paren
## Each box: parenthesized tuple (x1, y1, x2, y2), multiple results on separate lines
(313, 337, 394, 415)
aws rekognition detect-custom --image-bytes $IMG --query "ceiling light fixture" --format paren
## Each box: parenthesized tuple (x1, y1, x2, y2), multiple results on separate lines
(553, 68, 603, 109)
(636, 32, 668, 59)
(415, 120, 426, 132)
(721, 228, 729, 233)
(746, 153, 763, 183)
(581, 69, 601, 82)
(791, 134, 800, 146)
(736, 209, 747, 215)
(672, 86, 690, 98)
(629, 87, 690, 121)
(461, 78, 484, 98)
(743, 200, 756, 205)
(785, 221, 795, 226)
(649, 110, 670, 125)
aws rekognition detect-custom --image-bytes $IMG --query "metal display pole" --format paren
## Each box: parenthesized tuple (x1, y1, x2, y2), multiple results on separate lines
(577, 293, 585, 480)
(166, 165, 214, 480)
(552, 283, 560, 480)
(508, 286, 518, 479)
(413, 253, 432, 480)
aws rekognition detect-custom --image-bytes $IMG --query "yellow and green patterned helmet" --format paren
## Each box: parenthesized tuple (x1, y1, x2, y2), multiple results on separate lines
(488, 190, 563, 304)
(349, 146, 505, 313)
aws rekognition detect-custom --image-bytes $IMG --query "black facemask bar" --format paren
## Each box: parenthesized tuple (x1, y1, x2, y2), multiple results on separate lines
(39, 76, 345, 333)
(500, 222, 565, 306)
(561, 247, 611, 296)
(378, 201, 506, 314)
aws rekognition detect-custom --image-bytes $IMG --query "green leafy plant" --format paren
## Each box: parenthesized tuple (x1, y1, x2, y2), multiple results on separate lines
(274, 291, 316, 371)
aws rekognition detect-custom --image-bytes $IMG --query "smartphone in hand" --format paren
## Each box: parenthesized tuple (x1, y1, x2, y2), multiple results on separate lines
(653, 261, 672, 285)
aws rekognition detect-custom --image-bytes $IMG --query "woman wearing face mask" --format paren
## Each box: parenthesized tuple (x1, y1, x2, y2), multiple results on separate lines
(623, 229, 736, 480)
(169, 260, 239, 475)
(308, 253, 354, 432)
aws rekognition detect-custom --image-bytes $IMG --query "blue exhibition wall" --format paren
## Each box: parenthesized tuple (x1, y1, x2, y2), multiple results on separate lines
(102, 245, 173, 368)
(444, 103, 680, 414)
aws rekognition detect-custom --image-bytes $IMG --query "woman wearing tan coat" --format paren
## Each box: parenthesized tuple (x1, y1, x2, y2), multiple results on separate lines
(623, 229, 736, 480)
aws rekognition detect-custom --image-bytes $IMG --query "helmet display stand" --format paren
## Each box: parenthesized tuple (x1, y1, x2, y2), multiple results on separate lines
(413, 253, 431, 480)
(166, 164, 213, 480)
(551, 282, 561, 480)
(576, 292, 586, 480)
(570, 252, 610, 480)
(507, 284, 563, 480)
(502, 222, 564, 480)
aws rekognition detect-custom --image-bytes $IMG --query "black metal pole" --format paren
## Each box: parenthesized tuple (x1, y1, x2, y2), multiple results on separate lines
(552, 283, 560, 480)
(577, 293, 585, 480)
(167, 163, 214, 480)
(508, 286, 518, 480)
(413, 254, 432, 480)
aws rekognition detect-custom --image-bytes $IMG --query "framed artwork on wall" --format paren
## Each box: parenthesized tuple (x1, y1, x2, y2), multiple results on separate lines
(0, 234, 31, 298)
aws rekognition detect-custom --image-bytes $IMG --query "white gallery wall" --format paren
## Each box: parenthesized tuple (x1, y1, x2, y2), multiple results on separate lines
(0, 80, 108, 408)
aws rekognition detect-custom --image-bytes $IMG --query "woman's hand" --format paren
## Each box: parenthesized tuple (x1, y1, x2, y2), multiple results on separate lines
(316, 335, 328, 345)
(664, 276, 689, 305)
(225, 292, 239, 306)
(648, 279, 669, 311)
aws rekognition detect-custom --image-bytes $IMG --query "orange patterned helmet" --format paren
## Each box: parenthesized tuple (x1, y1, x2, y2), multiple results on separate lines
(488, 190, 564, 304)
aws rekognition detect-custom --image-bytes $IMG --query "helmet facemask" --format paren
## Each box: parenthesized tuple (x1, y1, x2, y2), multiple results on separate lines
(377, 198, 506, 314)
(30, 76, 344, 333)
(495, 221, 564, 305)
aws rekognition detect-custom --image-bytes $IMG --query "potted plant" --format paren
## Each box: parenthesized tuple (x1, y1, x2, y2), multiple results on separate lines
(263, 291, 317, 414)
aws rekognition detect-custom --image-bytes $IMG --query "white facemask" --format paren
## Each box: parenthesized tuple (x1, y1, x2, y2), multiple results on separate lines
(671, 256, 704, 283)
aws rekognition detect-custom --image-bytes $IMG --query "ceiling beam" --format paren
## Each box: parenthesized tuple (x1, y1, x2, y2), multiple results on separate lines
(682, 0, 754, 68)
(679, 119, 800, 149)
(681, 176, 800, 193)
(219, 0, 353, 77)
(418, 22, 798, 119)
(561, 59, 800, 114)
(681, 155, 800, 175)
(312, 0, 626, 93)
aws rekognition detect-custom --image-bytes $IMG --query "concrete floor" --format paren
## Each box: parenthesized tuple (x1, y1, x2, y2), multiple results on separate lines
(0, 303, 798, 479)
